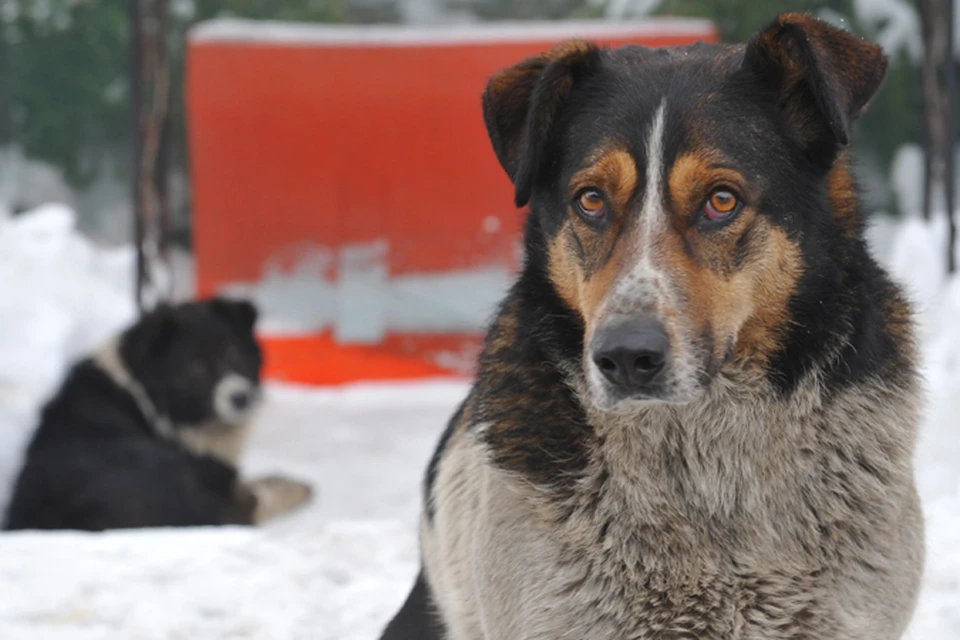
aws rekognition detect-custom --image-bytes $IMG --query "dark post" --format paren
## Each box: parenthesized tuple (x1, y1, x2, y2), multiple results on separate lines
(921, 0, 949, 223)
(945, 0, 957, 273)
(130, 0, 172, 311)
(0, 27, 10, 147)
(154, 0, 173, 293)
(130, 0, 146, 311)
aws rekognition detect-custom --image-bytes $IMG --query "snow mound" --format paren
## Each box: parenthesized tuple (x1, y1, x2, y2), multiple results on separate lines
(0, 204, 136, 511)
(0, 522, 417, 640)
(867, 211, 960, 639)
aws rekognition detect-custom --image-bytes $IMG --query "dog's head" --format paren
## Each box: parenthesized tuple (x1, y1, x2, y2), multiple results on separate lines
(483, 14, 887, 411)
(119, 297, 263, 428)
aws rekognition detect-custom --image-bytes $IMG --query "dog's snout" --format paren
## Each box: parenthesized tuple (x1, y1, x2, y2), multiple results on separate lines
(215, 374, 259, 423)
(230, 389, 251, 411)
(591, 319, 669, 390)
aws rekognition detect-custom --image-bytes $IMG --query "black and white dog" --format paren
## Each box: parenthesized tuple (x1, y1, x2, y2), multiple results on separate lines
(5, 297, 312, 531)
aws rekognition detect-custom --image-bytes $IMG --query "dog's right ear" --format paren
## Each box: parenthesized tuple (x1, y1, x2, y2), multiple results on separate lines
(210, 297, 259, 335)
(483, 41, 601, 207)
(743, 13, 887, 150)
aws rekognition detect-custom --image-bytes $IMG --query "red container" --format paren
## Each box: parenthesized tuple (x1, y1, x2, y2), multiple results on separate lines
(186, 18, 718, 385)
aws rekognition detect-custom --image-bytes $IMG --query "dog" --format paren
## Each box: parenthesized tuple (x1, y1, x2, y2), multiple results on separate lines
(4, 297, 312, 531)
(381, 13, 924, 640)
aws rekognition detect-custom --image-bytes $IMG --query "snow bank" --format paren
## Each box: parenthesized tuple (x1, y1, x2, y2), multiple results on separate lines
(189, 16, 715, 47)
(0, 146, 76, 215)
(0, 522, 417, 640)
(0, 205, 136, 510)
(867, 212, 960, 639)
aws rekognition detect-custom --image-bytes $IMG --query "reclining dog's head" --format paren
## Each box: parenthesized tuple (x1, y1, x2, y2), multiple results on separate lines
(117, 297, 263, 433)
(483, 13, 887, 411)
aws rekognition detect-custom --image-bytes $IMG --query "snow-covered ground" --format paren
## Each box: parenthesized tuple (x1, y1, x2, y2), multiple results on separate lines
(0, 200, 959, 638)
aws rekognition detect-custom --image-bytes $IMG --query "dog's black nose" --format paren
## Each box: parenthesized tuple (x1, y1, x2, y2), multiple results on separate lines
(230, 390, 251, 411)
(590, 319, 669, 390)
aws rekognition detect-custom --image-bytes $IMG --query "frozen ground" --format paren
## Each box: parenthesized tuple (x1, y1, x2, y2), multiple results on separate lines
(0, 520, 420, 640)
(0, 202, 958, 638)
(0, 376, 456, 639)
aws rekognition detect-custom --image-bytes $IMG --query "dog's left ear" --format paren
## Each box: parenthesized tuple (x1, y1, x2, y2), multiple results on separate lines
(120, 304, 178, 368)
(211, 297, 259, 334)
(743, 13, 887, 148)
(483, 40, 602, 207)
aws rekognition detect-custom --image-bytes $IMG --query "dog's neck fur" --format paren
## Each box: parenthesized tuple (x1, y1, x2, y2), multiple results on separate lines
(582, 370, 906, 518)
(93, 338, 178, 440)
(92, 339, 251, 467)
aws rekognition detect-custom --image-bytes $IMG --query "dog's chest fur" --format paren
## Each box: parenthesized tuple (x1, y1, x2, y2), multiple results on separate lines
(423, 370, 921, 640)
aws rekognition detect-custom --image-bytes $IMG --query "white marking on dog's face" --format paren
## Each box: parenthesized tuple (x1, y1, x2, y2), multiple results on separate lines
(638, 99, 668, 253)
(176, 373, 261, 466)
(585, 99, 705, 410)
(213, 373, 261, 426)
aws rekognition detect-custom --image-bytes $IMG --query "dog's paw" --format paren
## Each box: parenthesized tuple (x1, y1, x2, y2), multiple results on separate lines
(245, 475, 313, 524)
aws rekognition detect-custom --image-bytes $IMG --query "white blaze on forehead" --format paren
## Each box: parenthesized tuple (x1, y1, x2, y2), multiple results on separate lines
(639, 99, 668, 250)
(604, 99, 670, 317)
(586, 99, 705, 406)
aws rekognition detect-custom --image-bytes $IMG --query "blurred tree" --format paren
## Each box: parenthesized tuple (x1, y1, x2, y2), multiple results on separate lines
(0, 0, 930, 221)
(5, 1, 130, 184)
(658, 0, 854, 37)
(2, 0, 346, 186)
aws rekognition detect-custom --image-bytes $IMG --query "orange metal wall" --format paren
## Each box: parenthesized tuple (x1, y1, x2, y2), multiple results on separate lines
(186, 20, 717, 384)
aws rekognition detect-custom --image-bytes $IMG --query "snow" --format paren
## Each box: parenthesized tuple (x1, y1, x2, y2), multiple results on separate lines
(0, 146, 76, 215)
(242, 381, 466, 528)
(602, 0, 663, 20)
(867, 208, 960, 639)
(0, 522, 419, 640)
(222, 241, 512, 339)
(891, 144, 926, 216)
(188, 16, 715, 48)
(0, 204, 136, 511)
(0, 189, 959, 636)
(854, 0, 923, 62)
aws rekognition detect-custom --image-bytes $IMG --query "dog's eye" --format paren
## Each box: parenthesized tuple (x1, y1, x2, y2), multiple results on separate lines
(576, 188, 607, 220)
(703, 189, 740, 222)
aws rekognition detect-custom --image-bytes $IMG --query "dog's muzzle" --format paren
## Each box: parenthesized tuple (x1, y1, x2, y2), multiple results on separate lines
(214, 374, 261, 425)
(590, 317, 669, 398)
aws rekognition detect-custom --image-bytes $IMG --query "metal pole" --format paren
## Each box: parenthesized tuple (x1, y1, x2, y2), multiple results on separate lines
(130, 0, 146, 311)
(154, 0, 172, 298)
(946, 0, 957, 273)
(921, 0, 938, 220)
(131, 0, 172, 310)
(0, 25, 10, 147)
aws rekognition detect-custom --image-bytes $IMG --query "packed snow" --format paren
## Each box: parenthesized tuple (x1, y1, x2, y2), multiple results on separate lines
(189, 16, 715, 47)
(0, 204, 136, 511)
(0, 520, 420, 640)
(0, 197, 959, 637)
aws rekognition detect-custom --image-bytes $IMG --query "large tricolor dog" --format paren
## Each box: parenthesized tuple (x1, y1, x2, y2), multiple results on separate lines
(382, 12, 924, 640)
